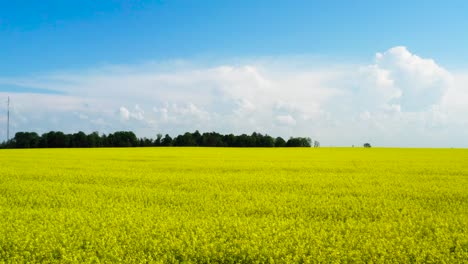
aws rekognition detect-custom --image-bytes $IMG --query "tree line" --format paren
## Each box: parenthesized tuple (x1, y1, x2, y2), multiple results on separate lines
(0, 131, 318, 149)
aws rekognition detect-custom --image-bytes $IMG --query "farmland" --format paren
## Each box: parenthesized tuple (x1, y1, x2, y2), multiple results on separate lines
(0, 148, 467, 263)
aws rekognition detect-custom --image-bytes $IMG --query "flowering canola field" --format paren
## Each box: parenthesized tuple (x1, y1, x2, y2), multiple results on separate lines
(0, 148, 467, 263)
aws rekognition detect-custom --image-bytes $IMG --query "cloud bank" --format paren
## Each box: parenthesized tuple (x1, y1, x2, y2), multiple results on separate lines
(0, 46, 467, 147)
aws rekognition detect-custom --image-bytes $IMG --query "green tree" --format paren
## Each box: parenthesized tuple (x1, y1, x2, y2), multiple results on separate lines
(87, 132, 101, 147)
(71, 131, 88, 148)
(154, 134, 163, 146)
(161, 134, 173, 146)
(286, 137, 312, 147)
(275, 137, 286, 147)
(13, 132, 40, 148)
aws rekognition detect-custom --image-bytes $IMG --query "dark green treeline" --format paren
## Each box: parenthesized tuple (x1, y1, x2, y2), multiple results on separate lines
(1, 131, 316, 149)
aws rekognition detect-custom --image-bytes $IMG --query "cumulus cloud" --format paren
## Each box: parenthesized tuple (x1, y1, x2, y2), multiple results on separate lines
(119, 107, 130, 121)
(0, 46, 467, 147)
(351, 46, 452, 117)
(119, 105, 145, 122)
(132, 105, 145, 121)
(372, 46, 451, 111)
(153, 103, 210, 126)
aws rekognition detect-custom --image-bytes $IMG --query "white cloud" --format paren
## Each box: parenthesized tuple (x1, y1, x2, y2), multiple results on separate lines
(119, 107, 130, 121)
(153, 102, 210, 125)
(0, 46, 467, 147)
(132, 105, 145, 121)
(373, 46, 452, 111)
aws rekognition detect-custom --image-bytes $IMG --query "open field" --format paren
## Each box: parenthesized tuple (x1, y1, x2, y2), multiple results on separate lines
(0, 148, 467, 263)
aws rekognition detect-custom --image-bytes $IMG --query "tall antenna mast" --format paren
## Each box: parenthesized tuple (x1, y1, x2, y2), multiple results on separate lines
(7, 96, 10, 142)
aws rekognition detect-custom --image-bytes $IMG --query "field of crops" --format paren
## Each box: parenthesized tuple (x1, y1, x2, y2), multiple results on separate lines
(0, 148, 467, 263)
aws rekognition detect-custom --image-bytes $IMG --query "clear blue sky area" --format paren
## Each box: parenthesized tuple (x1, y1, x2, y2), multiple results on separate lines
(1, 0, 468, 75)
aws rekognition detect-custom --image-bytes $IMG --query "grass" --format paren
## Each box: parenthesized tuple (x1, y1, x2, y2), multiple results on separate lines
(0, 147, 467, 263)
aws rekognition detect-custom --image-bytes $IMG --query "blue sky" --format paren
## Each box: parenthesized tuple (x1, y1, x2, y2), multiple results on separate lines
(2, 0, 468, 74)
(1, 1, 468, 146)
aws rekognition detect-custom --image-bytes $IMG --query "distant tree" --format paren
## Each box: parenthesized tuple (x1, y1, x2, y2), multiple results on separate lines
(39, 133, 48, 148)
(139, 138, 153, 147)
(44, 131, 70, 148)
(286, 137, 312, 147)
(161, 134, 173, 146)
(192, 130, 202, 146)
(275, 137, 286, 147)
(235, 134, 253, 147)
(109, 131, 138, 147)
(314, 140, 320, 148)
(154, 134, 163, 146)
(223, 134, 236, 147)
(263, 135, 275, 147)
(87, 132, 101, 147)
(256, 133, 275, 147)
(363, 143, 372, 148)
(4, 130, 320, 149)
(201, 132, 224, 147)
(71, 131, 88, 148)
(173, 132, 197, 146)
(101, 134, 109, 147)
(13, 132, 40, 148)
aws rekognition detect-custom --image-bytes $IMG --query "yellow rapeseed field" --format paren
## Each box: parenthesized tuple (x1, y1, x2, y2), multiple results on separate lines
(0, 148, 467, 263)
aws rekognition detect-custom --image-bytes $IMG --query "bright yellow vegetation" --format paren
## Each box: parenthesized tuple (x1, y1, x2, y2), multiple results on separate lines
(0, 148, 467, 263)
